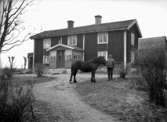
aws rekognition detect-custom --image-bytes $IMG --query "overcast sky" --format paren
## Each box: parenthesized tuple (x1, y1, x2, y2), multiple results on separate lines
(1, 0, 167, 68)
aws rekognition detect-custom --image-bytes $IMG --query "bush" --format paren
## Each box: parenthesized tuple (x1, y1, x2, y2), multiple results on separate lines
(0, 68, 13, 80)
(0, 78, 35, 122)
(35, 63, 45, 77)
(137, 49, 167, 107)
(118, 63, 130, 79)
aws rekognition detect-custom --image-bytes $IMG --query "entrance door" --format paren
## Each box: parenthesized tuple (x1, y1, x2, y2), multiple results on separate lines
(57, 50, 65, 68)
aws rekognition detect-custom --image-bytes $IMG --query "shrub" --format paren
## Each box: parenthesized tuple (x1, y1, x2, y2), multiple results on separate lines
(0, 78, 35, 122)
(35, 63, 45, 77)
(0, 68, 13, 80)
(137, 49, 167, 107)
(118, 63, 130, 79)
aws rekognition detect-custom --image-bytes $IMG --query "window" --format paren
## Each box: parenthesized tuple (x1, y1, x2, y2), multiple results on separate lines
(97, 51, 108, 60)
(66, 55, 72, 61)
(43, 55, 49, 64)
(131, 33, 135, 46)
(58, 37, 62, 44)
(97, 32, 108, 44)
(43, 38, 51, 49)
(68, 35, 77, 46)
(131, 51, 135, 63)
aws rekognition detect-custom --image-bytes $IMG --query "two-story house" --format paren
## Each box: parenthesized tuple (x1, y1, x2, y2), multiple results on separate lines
(30, 15, 142, 69)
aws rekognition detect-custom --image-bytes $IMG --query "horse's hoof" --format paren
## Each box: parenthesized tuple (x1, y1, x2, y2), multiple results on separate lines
(74, 81, 77, 83)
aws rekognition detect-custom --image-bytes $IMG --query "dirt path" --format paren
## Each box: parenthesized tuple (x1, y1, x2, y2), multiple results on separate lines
(34, 74, 117, 122)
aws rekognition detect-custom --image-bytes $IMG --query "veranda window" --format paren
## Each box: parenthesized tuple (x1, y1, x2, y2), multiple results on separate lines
(67, 35, 77, 46)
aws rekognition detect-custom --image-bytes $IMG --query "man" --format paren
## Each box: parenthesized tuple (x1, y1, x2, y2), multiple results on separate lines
(106, 54, 115, 80)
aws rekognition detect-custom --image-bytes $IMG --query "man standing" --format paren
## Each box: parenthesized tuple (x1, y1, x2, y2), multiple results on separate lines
(106, 54, 115, 80)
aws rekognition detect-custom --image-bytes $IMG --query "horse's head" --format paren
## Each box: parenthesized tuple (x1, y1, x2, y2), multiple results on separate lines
(93, 56, 106, 66)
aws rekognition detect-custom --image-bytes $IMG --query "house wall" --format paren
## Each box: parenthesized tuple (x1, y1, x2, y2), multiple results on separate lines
(51, 37, 59, 46)
(127, 24, 140, 62)
(77, 34, 83, 49)
(83, 31, 125, 62)
(85, 32, 97, 61)
(34, 39, 43, 64)
(62, 36, 67, 45)
(33, 24, 140, 68)
(108, 30, 124, 63)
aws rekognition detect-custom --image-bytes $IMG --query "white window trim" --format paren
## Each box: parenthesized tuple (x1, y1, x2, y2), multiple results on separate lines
(131, 51, 135, 63)
(43, 55, 49, 64)
(131, 32, 135, 46)
(67, 35, 77, 46)
(58, 37, 62, 44)
(97, 51, 108, 60)
(97, 32, 108, 44)
(43, 38, 51, 49)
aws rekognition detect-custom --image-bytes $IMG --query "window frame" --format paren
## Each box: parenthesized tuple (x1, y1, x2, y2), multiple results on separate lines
(97, 32, 108, 44)
(58, 37, 62, 44)
(131, 32, 135, 46)
(67, 35, 77, 46)
(43, 55, 49, 64)
(97, 51, 108, 60)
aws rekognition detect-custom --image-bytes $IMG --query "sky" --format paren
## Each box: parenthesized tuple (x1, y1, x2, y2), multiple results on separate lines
(1, 0, 167, 68)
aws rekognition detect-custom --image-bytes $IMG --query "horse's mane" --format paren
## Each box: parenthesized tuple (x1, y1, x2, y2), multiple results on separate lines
(88, 56, 105, 64)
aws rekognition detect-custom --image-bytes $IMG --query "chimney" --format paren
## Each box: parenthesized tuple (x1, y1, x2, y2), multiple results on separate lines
(67, 20, 74, 29)
(95, 15, 102, 24)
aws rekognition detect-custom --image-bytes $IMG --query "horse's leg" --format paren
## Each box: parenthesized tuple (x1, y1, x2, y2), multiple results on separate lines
(73, 71, 78, 83)
(69, 72, 73, 84)
(91, 71, 96, 83)
(94, 71, 96, 83)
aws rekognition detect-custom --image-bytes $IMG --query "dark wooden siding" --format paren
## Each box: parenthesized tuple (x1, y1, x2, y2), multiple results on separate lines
(108, 31, 124, 63)
(34, 39, 43, 64)
(62, 36, 67, 45)
(127, 24, 140, 62)
(85, 33, 97, 61)
(77, 34, 83, 49)
(51, 37, 59, 46)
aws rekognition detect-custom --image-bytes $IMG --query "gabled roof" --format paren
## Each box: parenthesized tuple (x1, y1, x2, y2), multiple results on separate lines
(138, 36, 167, 50)
(46, 44, 83, 52)
(31, 19, 142, 39)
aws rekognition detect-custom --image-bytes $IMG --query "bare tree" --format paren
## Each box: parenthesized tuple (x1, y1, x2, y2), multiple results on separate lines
(23, 56, 26, 69)
(8, 56, 15, 70)
(0, 0, 32, 52)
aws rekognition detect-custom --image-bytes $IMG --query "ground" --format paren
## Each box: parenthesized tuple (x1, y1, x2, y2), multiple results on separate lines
(11, 73, 167, 122)
(34, 73, 118, 122)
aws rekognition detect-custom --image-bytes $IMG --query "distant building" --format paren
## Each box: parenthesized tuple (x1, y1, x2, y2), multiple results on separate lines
(30, 15, 142, 69)
(27, 53, 33, 71)
(138, 36, 167, 66)
(139, 36, 167, 50)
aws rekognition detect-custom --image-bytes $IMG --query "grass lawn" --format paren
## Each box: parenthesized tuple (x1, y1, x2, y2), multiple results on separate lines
(75, 77, 167, 122)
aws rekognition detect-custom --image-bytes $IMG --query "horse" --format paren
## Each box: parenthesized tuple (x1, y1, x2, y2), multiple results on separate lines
(69, 56, 106, 83)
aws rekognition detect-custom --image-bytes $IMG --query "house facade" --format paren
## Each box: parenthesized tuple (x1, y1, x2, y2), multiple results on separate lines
(30, 15, 142, 69)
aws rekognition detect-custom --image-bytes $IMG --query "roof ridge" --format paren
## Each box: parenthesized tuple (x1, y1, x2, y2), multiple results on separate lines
(30, 19, 139, 39)
(42, 19, 136, 33)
